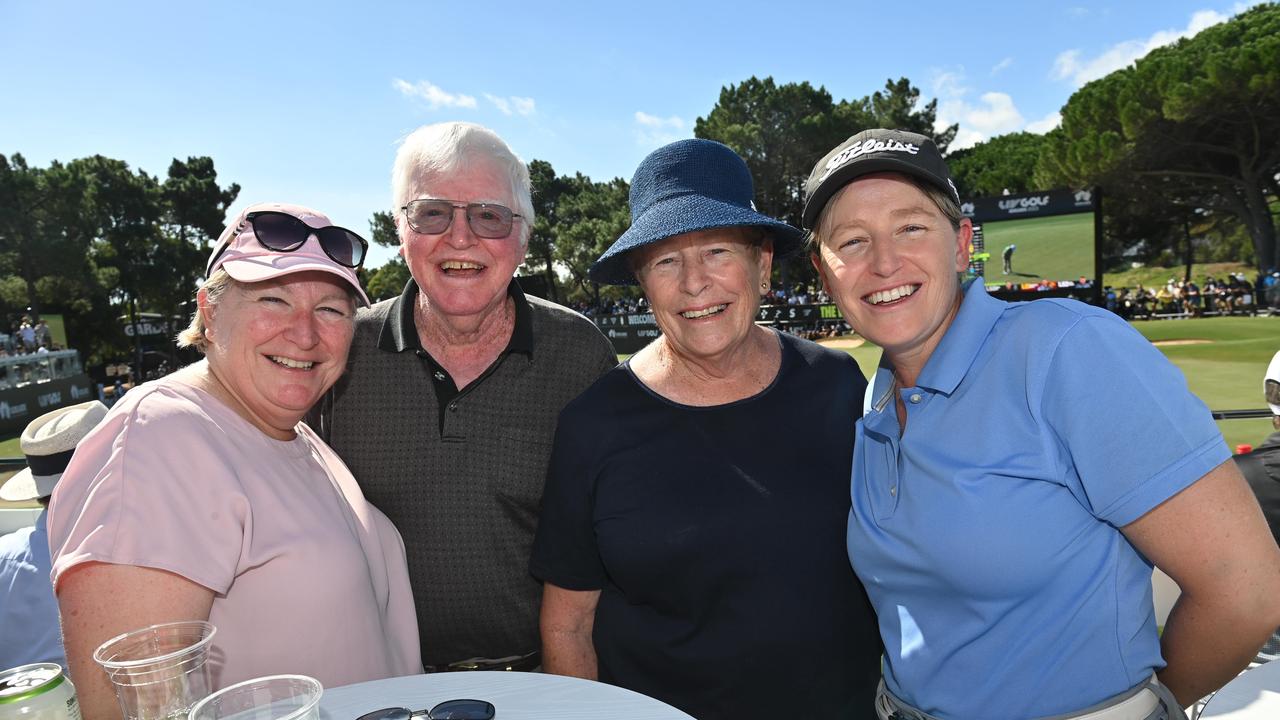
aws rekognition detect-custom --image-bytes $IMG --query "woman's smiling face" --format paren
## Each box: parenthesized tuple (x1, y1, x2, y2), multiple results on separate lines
(633, 227, 772, 365)
(202, 272, 355, 437)
(812, 173, 970, 370)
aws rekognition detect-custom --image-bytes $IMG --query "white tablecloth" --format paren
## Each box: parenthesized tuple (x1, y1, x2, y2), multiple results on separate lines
(1200, 660, 1280, 718)
(319, 672, 694, 720)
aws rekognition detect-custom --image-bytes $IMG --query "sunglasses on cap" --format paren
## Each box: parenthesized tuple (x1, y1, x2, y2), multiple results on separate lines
(401, 199, 523, 239)
(356, 699, 496, 720)
(207, 210, 369, 275)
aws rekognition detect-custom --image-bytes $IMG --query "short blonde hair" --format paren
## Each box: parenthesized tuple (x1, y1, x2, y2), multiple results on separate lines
(176, 269, 237, 352)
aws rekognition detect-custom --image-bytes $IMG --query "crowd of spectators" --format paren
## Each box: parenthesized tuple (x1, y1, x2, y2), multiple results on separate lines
(763, 283, 831, 306)
(0, 316, 60, 358)
(1106, 271, 1279, 320)
(572, 284, 833, 318)
(572, 295, 650, 317)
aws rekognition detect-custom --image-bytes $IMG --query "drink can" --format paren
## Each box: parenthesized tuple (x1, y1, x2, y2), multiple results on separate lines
(0, 663, 82, 720)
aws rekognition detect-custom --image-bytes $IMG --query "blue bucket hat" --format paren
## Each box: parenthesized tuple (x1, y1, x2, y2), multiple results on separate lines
(589, 139, 804, 286)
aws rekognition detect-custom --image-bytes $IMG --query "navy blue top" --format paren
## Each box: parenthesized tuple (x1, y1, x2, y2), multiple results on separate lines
(531, 332, 881, 720)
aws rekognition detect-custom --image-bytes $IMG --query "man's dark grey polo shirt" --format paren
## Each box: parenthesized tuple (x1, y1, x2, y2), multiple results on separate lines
(309, 278, 617, 665)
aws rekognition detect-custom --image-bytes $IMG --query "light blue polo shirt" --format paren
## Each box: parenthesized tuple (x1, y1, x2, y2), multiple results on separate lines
(848, 280, 1229, 720)
(0, 510, 67, 670)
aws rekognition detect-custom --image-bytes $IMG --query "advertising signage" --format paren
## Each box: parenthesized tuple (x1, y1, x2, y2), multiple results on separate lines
(961, 188, 1095, 223)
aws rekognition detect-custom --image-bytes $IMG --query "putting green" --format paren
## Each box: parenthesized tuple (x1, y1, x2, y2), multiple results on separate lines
(980, 213, 1095, 286)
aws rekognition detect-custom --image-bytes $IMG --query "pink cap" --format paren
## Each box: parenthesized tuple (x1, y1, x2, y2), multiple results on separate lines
(208, 202, 371, 306)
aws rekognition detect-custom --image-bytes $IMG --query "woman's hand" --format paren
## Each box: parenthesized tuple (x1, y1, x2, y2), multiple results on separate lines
(540, 582, 601, 679)
(1123, 459, 1280, 706)
(57, 562, 215, 720)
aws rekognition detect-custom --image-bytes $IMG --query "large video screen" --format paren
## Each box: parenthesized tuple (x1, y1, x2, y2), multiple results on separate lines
(962, 188, 1099, 300)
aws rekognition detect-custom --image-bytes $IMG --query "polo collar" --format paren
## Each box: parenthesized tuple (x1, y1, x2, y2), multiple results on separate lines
(377, 278, 534, 357)
(913, 278, 1004, 396)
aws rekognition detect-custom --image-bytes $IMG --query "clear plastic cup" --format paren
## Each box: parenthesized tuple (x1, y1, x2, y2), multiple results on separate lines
(187, 675, 323, 720)
(93, 620, 217, 720)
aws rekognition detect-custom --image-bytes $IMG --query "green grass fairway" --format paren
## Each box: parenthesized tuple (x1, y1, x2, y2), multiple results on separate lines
(821, 315, 1279, 452)
(1129, 316, 1278, 451)
(980, 213, 1094, 286)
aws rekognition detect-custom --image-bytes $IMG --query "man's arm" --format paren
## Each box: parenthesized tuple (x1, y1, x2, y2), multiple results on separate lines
(540, 582, 600, 679)
(1123, 459, 1280, 706)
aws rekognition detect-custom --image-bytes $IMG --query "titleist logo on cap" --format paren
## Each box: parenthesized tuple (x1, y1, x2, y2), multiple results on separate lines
(818, 139, 920, 182)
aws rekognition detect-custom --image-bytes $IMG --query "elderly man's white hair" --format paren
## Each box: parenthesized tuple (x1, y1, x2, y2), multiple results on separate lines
(391, 122, 533, 247)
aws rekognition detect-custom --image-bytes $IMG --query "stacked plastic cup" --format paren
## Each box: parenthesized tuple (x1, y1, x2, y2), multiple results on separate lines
(93, 620, 217, 720)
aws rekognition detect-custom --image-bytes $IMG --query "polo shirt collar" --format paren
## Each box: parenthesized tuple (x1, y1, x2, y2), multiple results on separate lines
(914, 278, 1004, 396)
(377, 277, 534, 357)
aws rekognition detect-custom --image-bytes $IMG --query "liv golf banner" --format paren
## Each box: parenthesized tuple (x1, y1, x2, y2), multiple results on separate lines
(959, 187, 1095, 223)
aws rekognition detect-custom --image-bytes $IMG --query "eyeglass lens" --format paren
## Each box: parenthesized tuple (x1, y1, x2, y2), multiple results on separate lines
(429, 699, 495, 720)
(1266, 379, 1280, 406)
(354, 699, 493, 720)
(355, 696, 494, 717)
(250, 211, 367, 268)
(403, 200, 516, 239)
(354, 708, 412, 720)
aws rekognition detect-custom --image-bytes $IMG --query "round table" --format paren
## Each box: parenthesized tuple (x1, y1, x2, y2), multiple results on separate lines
(1200, 660, 1280, 718)
(318, 672, 694, 720)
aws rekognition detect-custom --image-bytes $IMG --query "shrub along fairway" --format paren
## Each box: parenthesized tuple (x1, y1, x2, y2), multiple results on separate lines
(819, 314, 1278, 452)
(980, 213, 1095, 286)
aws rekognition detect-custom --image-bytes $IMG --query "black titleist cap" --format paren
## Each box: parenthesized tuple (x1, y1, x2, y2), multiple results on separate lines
(801, 128, 959, 229)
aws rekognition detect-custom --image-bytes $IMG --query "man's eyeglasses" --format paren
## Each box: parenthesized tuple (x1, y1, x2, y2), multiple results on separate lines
(1266, 379, 1279, 409)
(356, 699, 496, 720)
(401, 199, 522, 239)
(208, 211, 368, 274)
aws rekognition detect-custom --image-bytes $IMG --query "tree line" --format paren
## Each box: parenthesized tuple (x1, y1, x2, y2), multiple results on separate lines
(0, 154, 238, 366)
(2, 3, 1275, 365)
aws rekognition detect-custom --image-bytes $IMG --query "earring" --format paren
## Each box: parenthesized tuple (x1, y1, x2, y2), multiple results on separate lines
(760, 281, 768, 291)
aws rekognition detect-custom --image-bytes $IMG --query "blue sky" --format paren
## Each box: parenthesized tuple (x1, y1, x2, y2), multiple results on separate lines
(0, 0, 1259, 268)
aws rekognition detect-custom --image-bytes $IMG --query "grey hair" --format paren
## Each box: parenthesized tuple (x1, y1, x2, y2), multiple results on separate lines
(809, 173, 965, 252)
(176, 269, 237, 352)
(391, 122, 533, 247)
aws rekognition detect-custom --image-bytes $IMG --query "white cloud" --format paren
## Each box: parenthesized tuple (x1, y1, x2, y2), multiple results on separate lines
(484, 93, 510, 115)
(1050, 6, 1242, 87)
(634, 111, 687, 146)
(931, 69, 969, 99)
(930, 67, 1062, 148)
(990, 57, 1014, 75)
(938, 91, 1026, 150)
(392, 78, 477, 110)
(1025, 111, 1062, 134)
(635, 111, 684, 128)
(484, 93, 536, 116)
